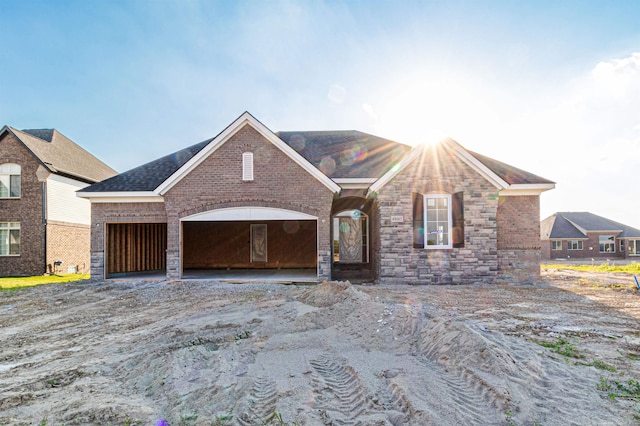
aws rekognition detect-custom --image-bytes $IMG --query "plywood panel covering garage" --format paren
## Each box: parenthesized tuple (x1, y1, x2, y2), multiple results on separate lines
(106, 223, 167, 275)
(183, 220, 316, 269)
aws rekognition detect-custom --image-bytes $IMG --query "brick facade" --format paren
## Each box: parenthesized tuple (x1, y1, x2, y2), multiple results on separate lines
(496, 195, 541, 282)
(84, 118, 548, 284)
(46, 221, 91, 274)
(0, 133, 45, 276)
(163, 124, 334, 279)
(88, 125, 335, 280)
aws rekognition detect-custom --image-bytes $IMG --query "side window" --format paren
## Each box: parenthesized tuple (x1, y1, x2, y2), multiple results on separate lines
(413, 192, 464, 249)
(0, 222, 20, 256)
(242, 152, 254, 181)
(0, 163, 21, 198)
(552, 240, 562, 250)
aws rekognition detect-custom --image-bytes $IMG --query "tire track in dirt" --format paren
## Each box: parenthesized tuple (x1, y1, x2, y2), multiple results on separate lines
(237, 376, 279, 425)
(309, 353, 374, 425)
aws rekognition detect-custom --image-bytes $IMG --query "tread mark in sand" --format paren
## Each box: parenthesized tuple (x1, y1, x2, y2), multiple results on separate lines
(237, 376, 278, 425)
(309, 354, 373, 424)
(419, 357, 497, 424)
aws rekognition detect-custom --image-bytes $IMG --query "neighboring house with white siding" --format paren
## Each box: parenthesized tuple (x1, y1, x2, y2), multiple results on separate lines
(0, 127, 116, 276)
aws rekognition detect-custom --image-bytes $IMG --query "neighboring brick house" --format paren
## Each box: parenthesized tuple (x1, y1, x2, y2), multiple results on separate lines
(541, 212, 640, 261)
(79, 112, 554, 284)
(0, 127, 117, 276)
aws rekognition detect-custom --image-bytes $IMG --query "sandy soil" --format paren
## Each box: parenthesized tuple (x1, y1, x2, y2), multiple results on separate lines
(1, 269, 640, 425)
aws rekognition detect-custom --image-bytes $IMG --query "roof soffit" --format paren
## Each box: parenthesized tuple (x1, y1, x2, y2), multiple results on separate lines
(154, 112, 340, 195)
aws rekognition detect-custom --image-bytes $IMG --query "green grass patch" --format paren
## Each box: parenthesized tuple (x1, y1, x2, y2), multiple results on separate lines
(598, 376, 640, 401)
(542, 262, 640, 274)
(535, 336, 584, 359)
(0, 274, 90, 290)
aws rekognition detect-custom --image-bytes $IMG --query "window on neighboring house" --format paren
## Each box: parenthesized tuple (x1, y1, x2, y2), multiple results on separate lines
(412, 192, 464, 249)
(620, 240, 625, 253)
(0, 163, 21, 198)
(552, 240, 562, 250)
(242, 152, 254, 181)
(629, 240, 639, 256)
(567, 240, 583, 250)
(599, 235, 615, 253)
(0, 222, 20, 256)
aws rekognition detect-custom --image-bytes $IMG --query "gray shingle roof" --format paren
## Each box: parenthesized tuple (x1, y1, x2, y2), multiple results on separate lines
(81, 123, 554, 194)
(277, 130, 411, 179)
(468, 150, 555, 185)
(5, 127, 117, 183)
(542, 212, 640, 239)
(80, 139, 212, 192)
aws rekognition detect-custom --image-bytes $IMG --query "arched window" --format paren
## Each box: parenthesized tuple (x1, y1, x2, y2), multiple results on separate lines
(0, 163, 21, 198)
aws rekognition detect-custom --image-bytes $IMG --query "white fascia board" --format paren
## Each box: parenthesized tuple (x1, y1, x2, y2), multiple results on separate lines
(334, 178, 377, 189)
(368, 145, 424, 194)
(499, 183, 556, 196)
(76, 191, 164, 203)
(155, 112, 340, 195)
(444, 140, 507, 190)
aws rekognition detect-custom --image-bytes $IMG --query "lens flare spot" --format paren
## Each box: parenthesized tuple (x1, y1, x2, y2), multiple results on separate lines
(339, 221, 351, 233)
(350, 210, 362, 220)
(290, 134, 306, 151)
(283, 221, 300, 234)
(319, 156, 336, 175)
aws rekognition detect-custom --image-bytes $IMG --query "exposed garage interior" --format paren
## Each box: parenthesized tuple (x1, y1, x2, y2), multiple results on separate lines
(106, 223, 167, 277)
(182, 220, 317, 271)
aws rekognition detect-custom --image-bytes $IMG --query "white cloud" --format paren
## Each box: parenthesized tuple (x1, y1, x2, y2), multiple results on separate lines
(529, 53, 640, 227)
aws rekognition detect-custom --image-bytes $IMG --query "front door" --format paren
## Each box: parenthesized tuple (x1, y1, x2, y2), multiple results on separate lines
(332, 210, 371, 281)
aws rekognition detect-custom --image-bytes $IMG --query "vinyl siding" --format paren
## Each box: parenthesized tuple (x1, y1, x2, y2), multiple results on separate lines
(46, 174, 91, 225)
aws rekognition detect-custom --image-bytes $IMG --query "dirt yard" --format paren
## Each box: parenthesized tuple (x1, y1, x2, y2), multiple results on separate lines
(1, 268, 640, 425)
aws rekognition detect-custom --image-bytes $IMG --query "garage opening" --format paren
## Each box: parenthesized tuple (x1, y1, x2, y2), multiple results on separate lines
(106, 223, 167, 277)
(181, 207, 318, 280)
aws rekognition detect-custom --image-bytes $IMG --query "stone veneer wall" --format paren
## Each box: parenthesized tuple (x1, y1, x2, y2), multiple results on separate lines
(46, 221, 91, 274)
(496, 195, 541, 283)
(163, 124, 335, 280)
(0, 133, 45, 276)
(90, 202, 167, 279)
(374, 146, 500, 284)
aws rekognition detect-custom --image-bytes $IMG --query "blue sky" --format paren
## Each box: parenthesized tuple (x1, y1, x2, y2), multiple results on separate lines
(2, 0, 640, 228)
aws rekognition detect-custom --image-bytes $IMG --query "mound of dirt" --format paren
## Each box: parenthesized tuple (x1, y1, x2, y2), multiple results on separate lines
(1, 272, 639, 425)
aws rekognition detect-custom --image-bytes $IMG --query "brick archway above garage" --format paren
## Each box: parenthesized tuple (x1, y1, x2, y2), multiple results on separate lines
(181, 207, 318, 222)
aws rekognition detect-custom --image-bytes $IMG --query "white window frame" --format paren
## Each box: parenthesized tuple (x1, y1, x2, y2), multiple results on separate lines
(423, 194, 452, 249)
(629, 240, 640, 256)
(0, 222, 20, 256)
(599, 235, 615, 253)
(0, 163, 21, 199)
(242, 152, 254, 181)
(567, 240, 583, 250)
(551, 240, 562, 250)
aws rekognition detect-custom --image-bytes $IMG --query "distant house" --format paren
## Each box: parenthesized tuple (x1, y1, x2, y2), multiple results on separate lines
(0, 127, 117, 276)
(79, 112, 554, 284)
(540, 212, 640, 261)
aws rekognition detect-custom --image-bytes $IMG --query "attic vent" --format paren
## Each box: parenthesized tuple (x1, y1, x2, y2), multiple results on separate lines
(242, 152, 254, 181)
